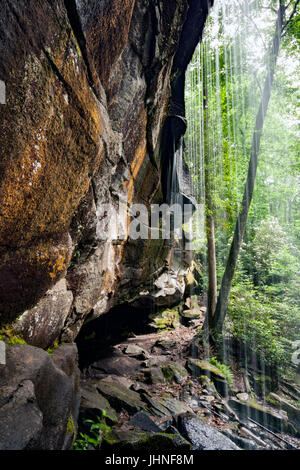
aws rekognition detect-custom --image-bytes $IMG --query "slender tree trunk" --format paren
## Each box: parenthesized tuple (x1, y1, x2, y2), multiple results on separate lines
(209, 2, 285, 335)
(206, 209, 217, 319)
(203, 83, 218, 323)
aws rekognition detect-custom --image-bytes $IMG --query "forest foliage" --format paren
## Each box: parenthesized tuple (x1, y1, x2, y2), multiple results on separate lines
(185, 0, 300, 376)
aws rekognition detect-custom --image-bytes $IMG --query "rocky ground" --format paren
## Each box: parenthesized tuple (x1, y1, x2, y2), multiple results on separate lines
(77, 301, 300, 451)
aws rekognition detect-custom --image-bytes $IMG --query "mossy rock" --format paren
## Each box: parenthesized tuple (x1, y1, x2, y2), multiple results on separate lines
(181, 309, 201, 319)
(149, 308, 180, 331)
(267, 393, 300, 432)
(199, 375, 217, 394)
(143, 367, 166, 385)
(102, 428, 191, 451)
(180, 308, 202, 326)
(251, 374, 275, 396)
(187, 359, 226, 380)
(187, 359, 229, 397)
(185, 261, 203, 296)
(161, 363, 188, 384)
(228, 398, 289, 433)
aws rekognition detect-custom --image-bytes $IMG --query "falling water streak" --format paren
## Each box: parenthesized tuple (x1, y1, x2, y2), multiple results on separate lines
(185, 1, 295, 430)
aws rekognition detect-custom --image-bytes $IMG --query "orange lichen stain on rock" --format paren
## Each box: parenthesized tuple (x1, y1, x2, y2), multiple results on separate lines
(48, 253, 68, 280)
(50, 44, 104, 144)
(0, 138, 46, 233)
(0, 45, 105, 248)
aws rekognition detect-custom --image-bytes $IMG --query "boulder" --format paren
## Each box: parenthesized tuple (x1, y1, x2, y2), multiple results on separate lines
(143, 367, 166, 385)
(0, 0, 211, 341)
(88, 349, 142, 376)
(181, 309, 202, 319)
(228, 398, 289, 433)
(187, 359, 229, 397)
(161, 363, 188, 384)
(80, 382, 118, 424)
(123, 344, 146, 359)
(0, 343, 80, 450)
(0, 380, 43, 450)
(158, 397, 193, 416)
(13, 279, 73, 349)
(129, 411, 162, 433)
(178, 414, 240, 450)
(236, 392, 249, 401)
(267, 392, 300, 433)
(96, 380, 146, 414)
(153, 338, 177, 352)
(143, 355, 170, 368)
(149, 307, 181, 331)
(141, 394, 173, 418)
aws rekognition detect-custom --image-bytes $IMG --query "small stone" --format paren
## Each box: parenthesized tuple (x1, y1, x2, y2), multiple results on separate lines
(123, 344, 145, 359)
(143, 356, 169, 368)
(205, 395, 215, 403)
(158, 397, 193, 416)
(236, 392, 249, 401)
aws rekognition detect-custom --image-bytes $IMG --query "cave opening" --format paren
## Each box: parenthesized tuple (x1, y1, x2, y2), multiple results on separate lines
(76, 304, 157, 369)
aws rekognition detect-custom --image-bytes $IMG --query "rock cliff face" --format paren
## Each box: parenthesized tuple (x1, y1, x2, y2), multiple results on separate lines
(0, 0, 211, 349)
(0, 0, 211, 450)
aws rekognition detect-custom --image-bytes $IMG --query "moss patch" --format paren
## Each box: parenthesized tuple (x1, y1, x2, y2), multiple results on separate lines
(0, 324, 27, 346)
(149, 308, 180, 331)
(66, 414, 77, 446)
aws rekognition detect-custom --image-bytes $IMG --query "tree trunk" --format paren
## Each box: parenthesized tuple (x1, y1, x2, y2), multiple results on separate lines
(209, 2, 285, 336)
(206, 210, 217, 319)
(203, 81, 218, 323)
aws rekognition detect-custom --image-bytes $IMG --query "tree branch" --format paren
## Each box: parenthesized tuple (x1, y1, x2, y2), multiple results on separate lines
(281, 0, 300, 34)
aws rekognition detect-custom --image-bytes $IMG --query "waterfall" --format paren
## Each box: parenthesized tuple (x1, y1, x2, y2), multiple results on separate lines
(185, 0, 300, 432)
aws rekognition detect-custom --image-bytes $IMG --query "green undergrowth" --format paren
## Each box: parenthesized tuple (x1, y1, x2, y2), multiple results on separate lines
(73, 411, 113, 451)
(227, 277, 300, 378)
(0, 325, 27, 346)
(46, 340, 62, 355)
(209, 357, 234, 385)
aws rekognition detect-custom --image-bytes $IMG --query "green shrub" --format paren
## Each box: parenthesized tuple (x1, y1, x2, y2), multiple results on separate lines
(226, 278, 300, 377)
(73, 413, 112, 451)
(210, 357, 234, 385)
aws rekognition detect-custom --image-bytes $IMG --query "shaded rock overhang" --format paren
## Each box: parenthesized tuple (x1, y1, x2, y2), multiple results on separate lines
(161, 0, 213, 207)
(0, 0, 213, 334)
